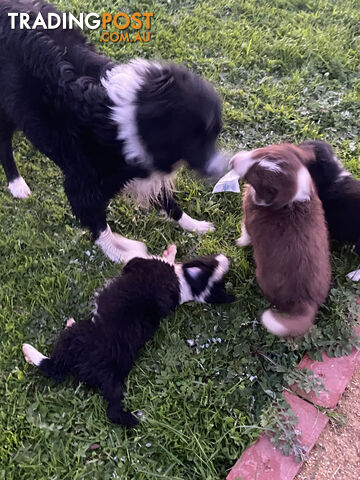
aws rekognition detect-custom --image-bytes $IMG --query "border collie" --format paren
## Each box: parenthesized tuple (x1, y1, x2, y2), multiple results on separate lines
(299, 140, 360, 281)
(0, 0, 225, 262)
(22, 243, 233, 426)
(231, 143, 331, 337)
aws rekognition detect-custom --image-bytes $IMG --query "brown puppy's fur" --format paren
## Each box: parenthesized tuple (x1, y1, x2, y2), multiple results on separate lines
(232, 143, 331, 336)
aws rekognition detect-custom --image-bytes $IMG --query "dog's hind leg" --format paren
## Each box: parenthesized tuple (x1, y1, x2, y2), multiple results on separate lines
(0, 110, 31, 198)
(102, 374, 139, 427)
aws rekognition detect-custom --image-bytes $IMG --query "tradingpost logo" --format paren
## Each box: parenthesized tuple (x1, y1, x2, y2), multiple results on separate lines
(8, 11, 154, 43)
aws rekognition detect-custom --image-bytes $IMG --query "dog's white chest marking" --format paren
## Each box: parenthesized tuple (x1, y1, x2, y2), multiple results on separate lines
(121, 172, 175, 208)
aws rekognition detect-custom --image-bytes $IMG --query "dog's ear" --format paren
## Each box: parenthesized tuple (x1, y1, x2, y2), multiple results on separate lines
(245, 167, 278, 206)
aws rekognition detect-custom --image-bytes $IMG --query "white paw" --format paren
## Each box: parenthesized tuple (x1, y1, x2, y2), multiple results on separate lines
(346, 269, 360, 281)
(236, 236, 251, 247)
(178, 213, 215, 234)
(22, 343, 47, 366)
(66, 318, 76, 328)
(95, 225, 149, 263)
(8, 176, 31, 199)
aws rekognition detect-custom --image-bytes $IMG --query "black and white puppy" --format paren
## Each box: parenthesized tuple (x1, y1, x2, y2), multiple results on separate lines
(22, 244, 233, 426)
(0, 0, 225, 262)
(299, 140, 360, 281)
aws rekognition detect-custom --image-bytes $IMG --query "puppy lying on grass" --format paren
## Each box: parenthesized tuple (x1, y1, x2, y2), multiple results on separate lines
(23, 244, 233, 426)
(232, 143, 331, 337)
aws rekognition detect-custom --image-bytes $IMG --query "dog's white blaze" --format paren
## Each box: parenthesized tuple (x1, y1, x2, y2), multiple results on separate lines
(261, 310, 289, 336)
(8, 176, 31, 199)
(292, 166, 311, 202)
(177, 212, 215, 234)
(174, 264, 194, 304)
(95, 224, 150, 263)
(22, 343, 47, 366)
(122, 172, 175, 208)
(195, 254, 230, 303)
(101, 59, 161, 167)
(258, 159, 283, 173)
(231, 151, 255, 178)
(346, 269, 360, 281)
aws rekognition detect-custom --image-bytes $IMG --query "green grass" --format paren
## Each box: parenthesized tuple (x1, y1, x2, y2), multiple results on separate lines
(1, 0, 360, 478)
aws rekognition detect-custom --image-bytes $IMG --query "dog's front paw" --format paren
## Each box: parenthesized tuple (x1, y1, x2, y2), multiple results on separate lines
(8, 176, 31, 199)
(346, 269, 360, 281)
(178, 213, 215, 234)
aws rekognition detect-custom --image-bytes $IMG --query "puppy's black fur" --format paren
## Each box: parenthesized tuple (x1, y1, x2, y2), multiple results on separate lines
(0, 0, 223, 250)
(299, 140, 360, 255)
(23, 254, 233, 426)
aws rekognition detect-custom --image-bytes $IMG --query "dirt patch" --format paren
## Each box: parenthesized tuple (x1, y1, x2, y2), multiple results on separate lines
(296, 364, 360, 480)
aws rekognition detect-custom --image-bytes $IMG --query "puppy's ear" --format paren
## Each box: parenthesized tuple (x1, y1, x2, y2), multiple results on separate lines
(205, 282, 235, 304)
(296, 144, 316, 165)
(245, 167, 278, 206)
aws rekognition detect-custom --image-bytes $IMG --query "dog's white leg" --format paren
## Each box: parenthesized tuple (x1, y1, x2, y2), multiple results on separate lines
(346, 269, 360, 281)
(8, 176, 31, 199)
(95, 224, 150, 263)
(162, 244, 177, 264)
(177, 212, 215, 234)
(236, 221, 251, 247)
(22, 343, 47, 366)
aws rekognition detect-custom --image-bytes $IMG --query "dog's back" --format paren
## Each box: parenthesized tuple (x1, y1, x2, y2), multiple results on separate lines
(244, 186, 330, 335)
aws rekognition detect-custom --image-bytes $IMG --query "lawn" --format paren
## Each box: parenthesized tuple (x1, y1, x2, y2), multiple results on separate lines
(1, 0, 360, 479)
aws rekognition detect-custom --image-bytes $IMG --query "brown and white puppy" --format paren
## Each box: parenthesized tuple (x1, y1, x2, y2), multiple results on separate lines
(231, 143, 331, 337)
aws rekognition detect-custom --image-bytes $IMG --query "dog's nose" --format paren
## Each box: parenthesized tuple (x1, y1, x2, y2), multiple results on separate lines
(204, 151, 228, 180)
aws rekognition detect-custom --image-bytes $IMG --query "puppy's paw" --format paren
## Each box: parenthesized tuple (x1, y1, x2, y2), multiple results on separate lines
(22, 343, 46, 366)
(65, 318, 76, 328)
(8, 176, 31, 199)
(346, 269, 360, 281)
(107, 405, 139, 427)
(236, 235, 251, 247)
(162, 244, 177, 263)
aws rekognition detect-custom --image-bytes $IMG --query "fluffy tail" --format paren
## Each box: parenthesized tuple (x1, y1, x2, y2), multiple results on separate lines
(261, 302, 317, 337)
(22, 343, 67, 382)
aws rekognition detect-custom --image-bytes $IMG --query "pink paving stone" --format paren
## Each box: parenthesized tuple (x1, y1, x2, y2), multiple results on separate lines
(226, 392, 328, 480)
(292, 327, 360, 408)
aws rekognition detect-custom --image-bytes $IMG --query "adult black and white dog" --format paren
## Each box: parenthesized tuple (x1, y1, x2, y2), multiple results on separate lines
(0, 0, 224, 262)
(23, 244, 233, 426)
(299, 140, 360, 281)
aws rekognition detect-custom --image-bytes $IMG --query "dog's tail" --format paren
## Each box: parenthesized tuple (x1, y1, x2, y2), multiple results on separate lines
(22, 343, 68, 382)
(261, 302, 317, 337)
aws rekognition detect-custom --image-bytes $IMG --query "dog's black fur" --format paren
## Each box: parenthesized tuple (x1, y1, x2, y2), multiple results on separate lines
(299, 140, 360, 255)
(0, 0, 223, 253)
(23, 252, 233, 426)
